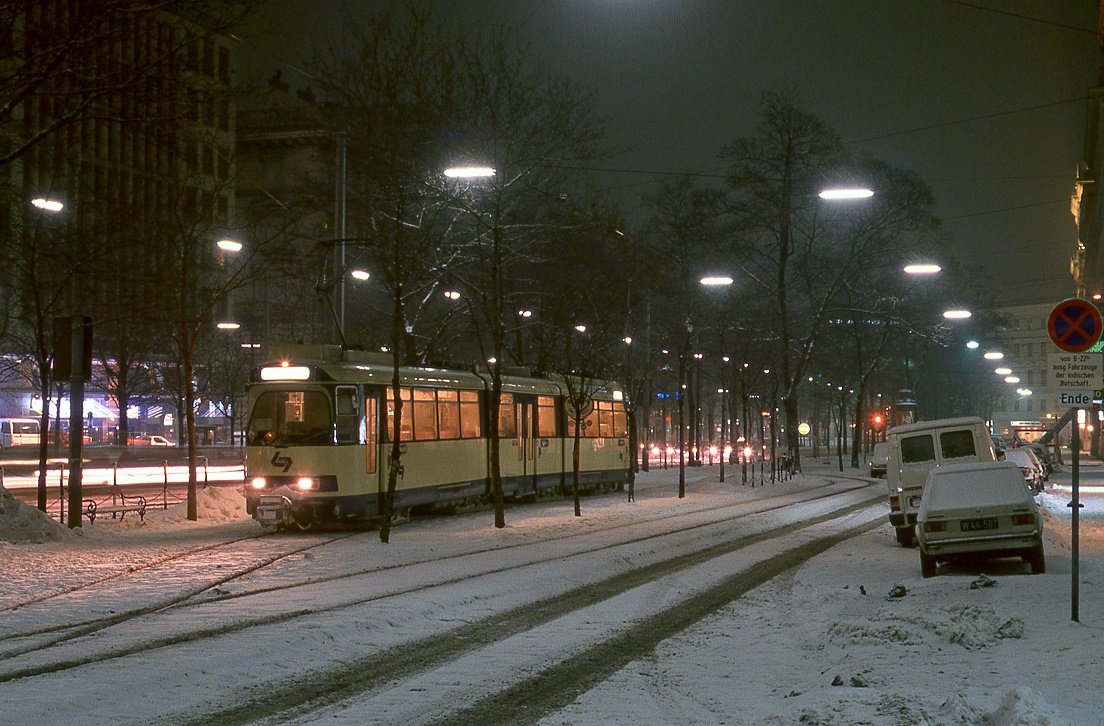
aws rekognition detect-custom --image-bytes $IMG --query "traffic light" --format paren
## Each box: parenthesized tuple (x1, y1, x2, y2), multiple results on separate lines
(871, 412, 885, 430)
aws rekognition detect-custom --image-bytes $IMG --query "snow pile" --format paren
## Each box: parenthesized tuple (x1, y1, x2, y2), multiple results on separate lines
(0, 484, 76, 544)
(141, 486, 250, 527)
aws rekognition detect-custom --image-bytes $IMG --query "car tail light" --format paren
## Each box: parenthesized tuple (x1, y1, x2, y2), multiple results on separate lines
(1012, 514, 1034, 526)
(922, 521, 945, 533)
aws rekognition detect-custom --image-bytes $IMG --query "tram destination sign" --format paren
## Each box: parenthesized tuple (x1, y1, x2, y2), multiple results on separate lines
(1048, 352, 1103, 407)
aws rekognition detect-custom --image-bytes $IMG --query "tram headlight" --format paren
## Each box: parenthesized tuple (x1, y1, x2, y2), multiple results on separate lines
(296, 477, 319, 491)
(250, 477, 267, 490)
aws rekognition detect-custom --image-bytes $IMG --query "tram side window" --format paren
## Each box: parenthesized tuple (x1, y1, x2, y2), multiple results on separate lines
(460, 390, 481, 438)
(438, 390, 460, 440)
(598, 402, 614, 437)
(413, 389, 438, 440)
(335, 386, 361, 444)
(537, 396, 558, 437)
(612, 402, 627, 438)
(385, 387, 413, 441)
(498, 393, 516, 438)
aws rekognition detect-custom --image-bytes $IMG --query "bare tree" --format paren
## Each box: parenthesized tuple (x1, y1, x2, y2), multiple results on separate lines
(438, 30, 608, 528)
(722, 93, 939, 470)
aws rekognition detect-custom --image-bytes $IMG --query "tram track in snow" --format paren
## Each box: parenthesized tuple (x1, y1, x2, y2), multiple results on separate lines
(0, 476, 869, 666)
(0, 531, 360, 655)
(181, 498, 887, 726)
(0, 479, 883, 701)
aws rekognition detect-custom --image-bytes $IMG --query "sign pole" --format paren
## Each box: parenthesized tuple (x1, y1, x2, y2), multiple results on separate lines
(1070, 407, 1080, 622)
(1045, 298, 1100, 623)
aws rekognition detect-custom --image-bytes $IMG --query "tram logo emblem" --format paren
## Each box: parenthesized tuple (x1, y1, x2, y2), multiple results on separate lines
(271, 451, 293, 472)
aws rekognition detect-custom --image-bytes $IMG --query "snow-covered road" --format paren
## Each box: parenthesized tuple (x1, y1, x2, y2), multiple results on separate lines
(2, 461, 1102, 725)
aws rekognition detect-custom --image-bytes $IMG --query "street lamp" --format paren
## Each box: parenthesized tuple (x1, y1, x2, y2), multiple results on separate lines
(30, 197, 65, 212)
(350, 269, 370, 281)
(904, 263, 941, 275)
(943, 309, 972, 320)
(700, 275, 734, 286)
(443, 166, 496, 179)
(818, 187, 874, 200)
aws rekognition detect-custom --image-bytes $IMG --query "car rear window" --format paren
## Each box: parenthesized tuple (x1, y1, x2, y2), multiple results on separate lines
(925, 467, 1032, 509)
(940, 430, 978, 460)
(900, 434, 936, 465)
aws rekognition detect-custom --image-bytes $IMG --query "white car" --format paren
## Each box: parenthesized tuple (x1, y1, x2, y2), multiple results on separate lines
(148, 435, 173, 446)
(1002, 448, 1044, 492)
(916, 460, 1044, 578)
(869, 442, 888, 478)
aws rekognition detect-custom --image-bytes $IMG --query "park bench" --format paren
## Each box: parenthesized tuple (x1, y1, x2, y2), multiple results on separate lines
(83, 492, 147, 524)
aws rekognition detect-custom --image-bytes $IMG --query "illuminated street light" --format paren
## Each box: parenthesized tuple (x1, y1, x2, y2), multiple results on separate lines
(943, 309, 972, 320)
(818, 187, 874, 200)
(350, 269, 370, 281)
(443, 289, 461, 301)
(1017, 388, 1033, 396)
(517, 309, 533, 318)
(443, 166, 495, 178)
(904, 263, 941, 275)
(574, 324, 587, 333)
(216, 239, 243, 253)
(30, 197, 64, 212)
(623, 336, 632, 345)
(1004, 376, 1020, 384)
(983, 351, 1004, 360)
(995, 367, 1012, 375)
(216, 322, 240, 330)
(700, 276, 734, 286)
(966, 340, 980, 349)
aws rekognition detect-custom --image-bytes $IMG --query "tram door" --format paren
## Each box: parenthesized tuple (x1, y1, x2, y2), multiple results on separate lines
(517, 397, 538, 491)
(364, 390, 381, 497)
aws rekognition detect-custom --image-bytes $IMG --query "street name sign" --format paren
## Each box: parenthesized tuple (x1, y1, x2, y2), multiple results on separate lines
(1048, 352, 1103, 407)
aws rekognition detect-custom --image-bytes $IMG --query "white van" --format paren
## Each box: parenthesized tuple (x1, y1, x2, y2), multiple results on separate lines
(885, 416, 998, 547)
(0, 418, 41, 448)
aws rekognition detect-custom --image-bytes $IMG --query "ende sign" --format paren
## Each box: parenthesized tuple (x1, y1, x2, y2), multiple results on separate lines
(1048, 352, 1103, 408)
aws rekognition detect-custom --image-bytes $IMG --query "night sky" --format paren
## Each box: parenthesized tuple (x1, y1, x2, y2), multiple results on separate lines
(237, 0, 1101, 306)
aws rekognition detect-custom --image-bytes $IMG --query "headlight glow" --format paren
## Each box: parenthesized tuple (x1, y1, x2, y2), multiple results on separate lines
(296, 477, 318, 491)
(250, 477, 267, 490)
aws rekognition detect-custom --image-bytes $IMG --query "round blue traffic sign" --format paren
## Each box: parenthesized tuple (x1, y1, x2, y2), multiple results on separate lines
(1048, 298, 1103, 353)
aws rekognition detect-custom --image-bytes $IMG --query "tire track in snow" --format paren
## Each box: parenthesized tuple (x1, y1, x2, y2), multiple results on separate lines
(175, 495, 884, 726)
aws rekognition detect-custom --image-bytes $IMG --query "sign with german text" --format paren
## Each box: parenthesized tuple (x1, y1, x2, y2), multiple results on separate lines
(1049, 352, 1103, 408)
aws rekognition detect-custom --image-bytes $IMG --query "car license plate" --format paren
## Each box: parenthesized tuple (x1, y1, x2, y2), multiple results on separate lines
(909, 496, 922, 508)
(960, 517, 998, 532)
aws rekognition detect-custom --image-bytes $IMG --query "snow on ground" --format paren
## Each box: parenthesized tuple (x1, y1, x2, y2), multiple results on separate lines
(1, 461, 1103, 725)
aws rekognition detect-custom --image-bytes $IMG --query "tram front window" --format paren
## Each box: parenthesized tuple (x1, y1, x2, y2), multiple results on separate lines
(248, 390, 334, 446)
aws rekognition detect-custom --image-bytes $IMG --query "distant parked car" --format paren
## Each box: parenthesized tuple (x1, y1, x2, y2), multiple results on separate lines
(1002, 448, 1044, 492)
(1023, 442, 1055, 479)
(869, 442, 888, 478)
(916, 460, 1045, 578)
(128, 435, 173, 446)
